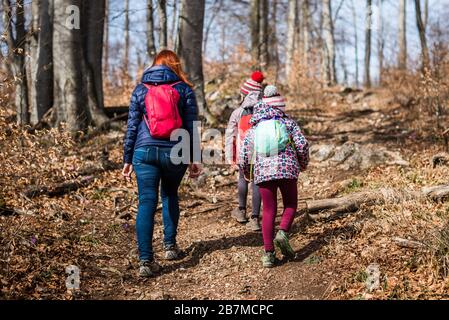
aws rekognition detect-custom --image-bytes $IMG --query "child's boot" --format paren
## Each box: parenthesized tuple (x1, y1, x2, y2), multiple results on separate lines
(262, 251, 276, 268)
(246, 216, 261, 231)
(274, 230, 295, 258)
(232, 208, 248, 223)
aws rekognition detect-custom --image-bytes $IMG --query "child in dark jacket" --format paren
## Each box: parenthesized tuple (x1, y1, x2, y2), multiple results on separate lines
(225, 72, 265, 231)
(240, 90, 310, 268)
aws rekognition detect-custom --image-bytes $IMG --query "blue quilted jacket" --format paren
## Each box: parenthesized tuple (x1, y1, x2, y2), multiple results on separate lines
(123, 65, 199, 164)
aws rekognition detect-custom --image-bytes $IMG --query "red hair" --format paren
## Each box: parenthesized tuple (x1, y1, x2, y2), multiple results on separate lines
(152, 50, 193, 87)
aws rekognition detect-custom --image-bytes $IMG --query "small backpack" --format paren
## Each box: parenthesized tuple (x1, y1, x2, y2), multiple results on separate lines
(237, 107, 254, 143)
(142, 82, 183, 139)
(234, 107, 254, 163)
(254, 119, 290, 157)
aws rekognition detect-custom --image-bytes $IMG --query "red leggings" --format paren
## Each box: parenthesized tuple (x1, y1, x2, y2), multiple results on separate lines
(258, 179, 298, 252)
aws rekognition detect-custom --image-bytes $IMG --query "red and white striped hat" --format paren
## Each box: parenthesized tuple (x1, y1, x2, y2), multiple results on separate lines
(262, 85, 286, 111)
(240, 71, 264, 95)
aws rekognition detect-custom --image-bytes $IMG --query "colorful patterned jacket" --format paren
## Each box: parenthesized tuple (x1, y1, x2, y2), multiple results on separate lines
(239, 103, 310, 185)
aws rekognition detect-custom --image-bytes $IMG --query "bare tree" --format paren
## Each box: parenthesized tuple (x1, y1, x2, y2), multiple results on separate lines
(52, 0, 109, 131)
(157, 0, 168, 49)
(269, 0, 280, 81)
(364, 0, 372, 88)
(423, 0, 429, 30)
(28, 0, 53, 125)
(2, 0, 29, 125)
(170, 0, 178, 47)
(322, 0, 337, 86)
(147, 0, 156, 61)
(0, 13, 7, 81)
(177, 0, 216, 124)
(302, 0, 311, 71)
(52, 0, 88, 131)
(286, 0, 298, 83)
(377, 0, 384, 83)
(250, 0, 260, 65)
(259, 0, 269, 69)
(124, 0, 130, 74)
(104, 0, 110, 76)
(82, 0, 109, 126)
(203, 0, 222, 57)
(415, 0, 430, 71)
(398, 0, 407, 70)
(350, 0, 359, 86)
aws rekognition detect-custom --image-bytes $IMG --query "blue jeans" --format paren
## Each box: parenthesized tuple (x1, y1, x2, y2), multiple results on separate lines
(133, 146, 188, 261)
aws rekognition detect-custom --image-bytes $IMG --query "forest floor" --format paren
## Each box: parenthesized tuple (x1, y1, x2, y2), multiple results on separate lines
(1, 88, 449, 300)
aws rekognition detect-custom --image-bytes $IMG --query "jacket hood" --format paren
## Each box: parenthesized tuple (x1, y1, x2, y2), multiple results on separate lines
(141, 65, 180, 84)
(250, 102, 286, 126)
(241, 91, 261, 110)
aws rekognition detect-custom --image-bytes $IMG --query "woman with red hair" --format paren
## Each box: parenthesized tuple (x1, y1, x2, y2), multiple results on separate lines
(122, 50, 201, 277)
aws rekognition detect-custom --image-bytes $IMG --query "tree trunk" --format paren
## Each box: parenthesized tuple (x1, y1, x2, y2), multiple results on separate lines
(377, 0, 384, 84)
(351, 0, 359, 87)
(250, 0, 260, 66)
(177, 0, 216, 125)
(286, 0, 297, 84)
(52, 0, 88, 131)
(170, 0, 178, 48)
(147, 0, 156, 61)
(82, 0, 109, 126)
(415, 0, 430, 72)
(302, 0, 310, 73)
(259, 0, 269, 70)
(306, 184, 449, 221)
(124, 0, 130, 74)
(322, 0, 336, 86)
(398, 0, 407, 70)
(269, 0, 280, 82)
(203, 0, 222, 58)
(3, 0, 29, 125)
(423, 0, 429, 30)
(104, 0, 109, 77)
(28, 0, 53, 125)
(157, 0, 168, 49)
(364, 0, 372, 88)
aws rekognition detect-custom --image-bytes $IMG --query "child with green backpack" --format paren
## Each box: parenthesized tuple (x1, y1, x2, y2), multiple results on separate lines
(239, 86, 310, 268)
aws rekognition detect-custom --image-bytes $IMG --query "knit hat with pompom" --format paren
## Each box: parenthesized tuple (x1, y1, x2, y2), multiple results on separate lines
(262, 85, 286, 111)
(240, 71, 265, 95)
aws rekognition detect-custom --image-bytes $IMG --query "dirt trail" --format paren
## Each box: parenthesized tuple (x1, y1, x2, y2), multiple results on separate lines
(3, 89, 446, 300)
(73, 91, 400, 300)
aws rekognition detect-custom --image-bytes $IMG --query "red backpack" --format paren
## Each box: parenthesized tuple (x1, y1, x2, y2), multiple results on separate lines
(142, 82, 183, 139)
(235, 107, 254, 163)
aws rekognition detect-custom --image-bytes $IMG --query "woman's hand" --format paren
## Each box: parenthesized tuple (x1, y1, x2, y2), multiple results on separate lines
(189, 164, 202, 179)
(122, 164, 134, 182)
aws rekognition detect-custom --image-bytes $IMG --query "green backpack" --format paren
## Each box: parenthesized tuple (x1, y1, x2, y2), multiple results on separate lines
(254, 119, 290, 157)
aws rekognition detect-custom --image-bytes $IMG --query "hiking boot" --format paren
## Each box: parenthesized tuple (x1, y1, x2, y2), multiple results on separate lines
(246, 217, 261, 231)
(274, 230, 295, 258)
(164, 244, 180, 261)
(232, 208, 248, 223)
(139, 260, 162, 278)
(262, 251, 276, 268)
